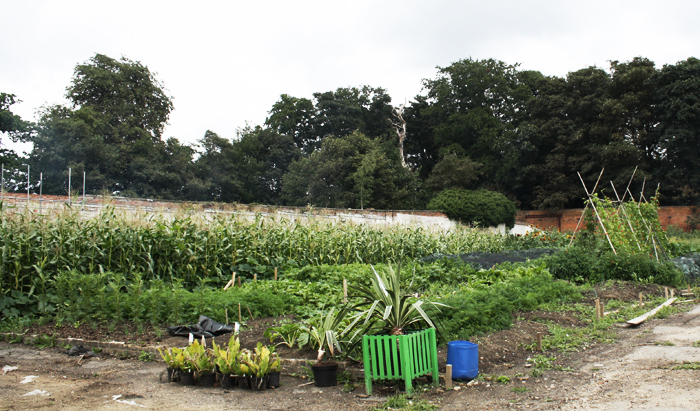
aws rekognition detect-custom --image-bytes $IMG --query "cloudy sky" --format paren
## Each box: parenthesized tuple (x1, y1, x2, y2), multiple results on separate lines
(3, 0, 698, 154)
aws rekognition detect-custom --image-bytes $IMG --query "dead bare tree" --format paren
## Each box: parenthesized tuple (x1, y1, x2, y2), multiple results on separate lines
(391, 101, 408, 169)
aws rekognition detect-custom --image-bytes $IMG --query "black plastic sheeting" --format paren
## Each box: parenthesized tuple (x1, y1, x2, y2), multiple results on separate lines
(672, 253, 700, 284)
(167, 315, 234, 339)
(420, 249, 558, 270)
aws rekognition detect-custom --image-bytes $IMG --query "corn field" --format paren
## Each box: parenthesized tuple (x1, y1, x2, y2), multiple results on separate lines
(0, 206, 510, 296)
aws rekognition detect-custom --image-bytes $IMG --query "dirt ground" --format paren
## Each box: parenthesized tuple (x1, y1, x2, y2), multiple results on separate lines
(2, 285, 699, 410)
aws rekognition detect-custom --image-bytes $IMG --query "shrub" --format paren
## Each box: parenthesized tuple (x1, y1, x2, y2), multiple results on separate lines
(545, 247, 685, 287)
(427, 189, 516, 228)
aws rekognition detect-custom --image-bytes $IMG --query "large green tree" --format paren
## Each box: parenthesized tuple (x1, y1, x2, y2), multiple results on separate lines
(282, 131, 416, 209)
(29, 54, 192, 198)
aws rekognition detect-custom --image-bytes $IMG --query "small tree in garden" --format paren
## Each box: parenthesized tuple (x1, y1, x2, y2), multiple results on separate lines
(427, 188, 516, 228)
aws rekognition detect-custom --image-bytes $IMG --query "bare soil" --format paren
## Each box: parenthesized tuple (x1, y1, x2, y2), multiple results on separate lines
(1, 282, 698, 410)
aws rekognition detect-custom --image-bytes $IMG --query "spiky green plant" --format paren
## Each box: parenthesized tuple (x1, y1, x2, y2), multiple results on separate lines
(349, 263, 449, 335)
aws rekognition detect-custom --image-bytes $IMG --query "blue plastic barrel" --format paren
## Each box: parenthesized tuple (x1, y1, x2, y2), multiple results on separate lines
(447, 340, 478, 380)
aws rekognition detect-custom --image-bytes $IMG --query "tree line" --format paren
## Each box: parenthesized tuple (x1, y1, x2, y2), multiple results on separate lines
(1, 54, 699, 210)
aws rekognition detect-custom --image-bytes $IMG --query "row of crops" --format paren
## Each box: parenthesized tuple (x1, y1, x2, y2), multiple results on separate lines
(0, 204, 692, 344)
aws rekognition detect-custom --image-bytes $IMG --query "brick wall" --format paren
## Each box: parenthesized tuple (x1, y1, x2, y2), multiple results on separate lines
(517, 206, 698, 232)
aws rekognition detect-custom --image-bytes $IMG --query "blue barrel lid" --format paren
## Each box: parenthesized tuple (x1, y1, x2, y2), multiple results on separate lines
(448, 340, 477, 348)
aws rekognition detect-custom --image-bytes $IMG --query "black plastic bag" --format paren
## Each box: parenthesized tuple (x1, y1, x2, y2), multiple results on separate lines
(167, 315, 233, 338)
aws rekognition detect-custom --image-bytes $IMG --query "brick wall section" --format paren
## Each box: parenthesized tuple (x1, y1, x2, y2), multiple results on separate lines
(517, 206, 698, 232)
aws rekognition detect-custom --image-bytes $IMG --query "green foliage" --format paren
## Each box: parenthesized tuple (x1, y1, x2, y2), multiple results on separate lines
(545, 247, 685, 287)
(495, 375, 511, 384)
(373, 394, 438, 411)
(349, 263, 447, 335)
(138, 351, 155, 362)
(429, 266, 581, 342)
(531, 355, 556, 370)
(512, 386, 529, 393)
(427, 188, 516, 228)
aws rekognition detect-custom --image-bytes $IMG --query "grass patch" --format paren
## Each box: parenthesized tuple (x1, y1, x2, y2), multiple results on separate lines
(670, 362, 700, 370)
(373, 394, 438, 411)
(495, 375, 511, 384)
(511, 386, 529, 393)
(654, 341, 675, 346)
(692, 341, 700, 348)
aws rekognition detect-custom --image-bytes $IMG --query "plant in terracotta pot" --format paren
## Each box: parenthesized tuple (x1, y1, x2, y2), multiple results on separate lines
(240, 343, 273, 391)
(213, 335, 242, 389)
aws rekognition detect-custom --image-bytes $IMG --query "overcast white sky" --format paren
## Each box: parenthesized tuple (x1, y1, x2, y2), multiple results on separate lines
(3, 0, 699, 155)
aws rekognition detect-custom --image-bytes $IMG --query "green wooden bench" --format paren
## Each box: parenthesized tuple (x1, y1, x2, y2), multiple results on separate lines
(362, 328, 439, 395)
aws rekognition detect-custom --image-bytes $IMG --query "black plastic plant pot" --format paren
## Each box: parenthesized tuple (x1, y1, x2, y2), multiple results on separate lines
(312, 362, 338, 387)
(267, 371, 281, 388)
(180, 370, 196, 386)
(237, 375, 251, 389)
(199, 371, 217, 387)
(220, 374, 236, 389)
(251, 376, 267, 391)
(166, 367, 177, 382)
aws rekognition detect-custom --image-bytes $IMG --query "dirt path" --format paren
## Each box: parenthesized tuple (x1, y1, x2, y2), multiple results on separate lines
(1, 304, 699, 410)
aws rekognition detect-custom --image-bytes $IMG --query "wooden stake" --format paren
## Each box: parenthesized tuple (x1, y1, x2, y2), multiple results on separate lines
(600, 301, 605, 318)
(274, 267, 278, 281)
(343, 279, 348, 304)
(536, 332, 542, 352)
(238, 277, 242, 287)
(639, 293, 643, 306)
(671, 289, 674, 298)
(665, 287, 669, 299)
(595, 299, 601, 320)
(247, 306, 254, 320)
(238, 303, 242, 322)
(445, 364, 453, 389)
(254, 274, 257, 282)
(225, 308, 229, 324)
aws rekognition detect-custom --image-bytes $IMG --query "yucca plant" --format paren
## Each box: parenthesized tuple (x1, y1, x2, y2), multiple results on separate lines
(349, 263, 448, 335)
(305, 307, 349, 365)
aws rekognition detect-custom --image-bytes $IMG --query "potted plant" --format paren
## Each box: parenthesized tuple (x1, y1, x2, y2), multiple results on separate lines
(267, 349, 282, 388)
(349, 263, 446, 395)
(213, 335, 242, 389)
(306, 307, 349, 387)
(182, 340, 216, 386)
(179, 343, 198, 386)
(157, 346, 183, 382)
(240, 343, 273, 391)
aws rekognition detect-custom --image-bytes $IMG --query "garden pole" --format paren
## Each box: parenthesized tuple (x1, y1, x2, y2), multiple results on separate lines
(1, 163, 4, 202)
(238, 303, 242, 322)
(83, 171, 86, 204)
(569, 169, 605, 248)
(536, 332, 542, 351)
(610, 181, 642, 251)
(27, 165, 30, 203)
(39, 173, 43, 214)
(343, 279, 348, 303)
(68, 167, 72, 206)
(620, 165, 638, 203)
(445, 365, 453, 389)
(578, 172, 616, 255)
(274, 267, 278, 281)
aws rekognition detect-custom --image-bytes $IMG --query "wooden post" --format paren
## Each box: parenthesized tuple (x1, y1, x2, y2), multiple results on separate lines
(445, 364, 453, 389)
(238, 303, 242, 322)
(238, 277, 242, 287)
(274, 267, 278, 281)
(600, 301, 605, 318)
(253, 274, 257, 282)
(225, 308, 229, 324)
(536, 332, 542, 352)
(247, 306, 254, 320)
(595, 299, 601, 320)
(671, 289, 674, 298)
(665, 287, 669, 299)
(639, 293, 643, 306)
(343, 279, 348, 304)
